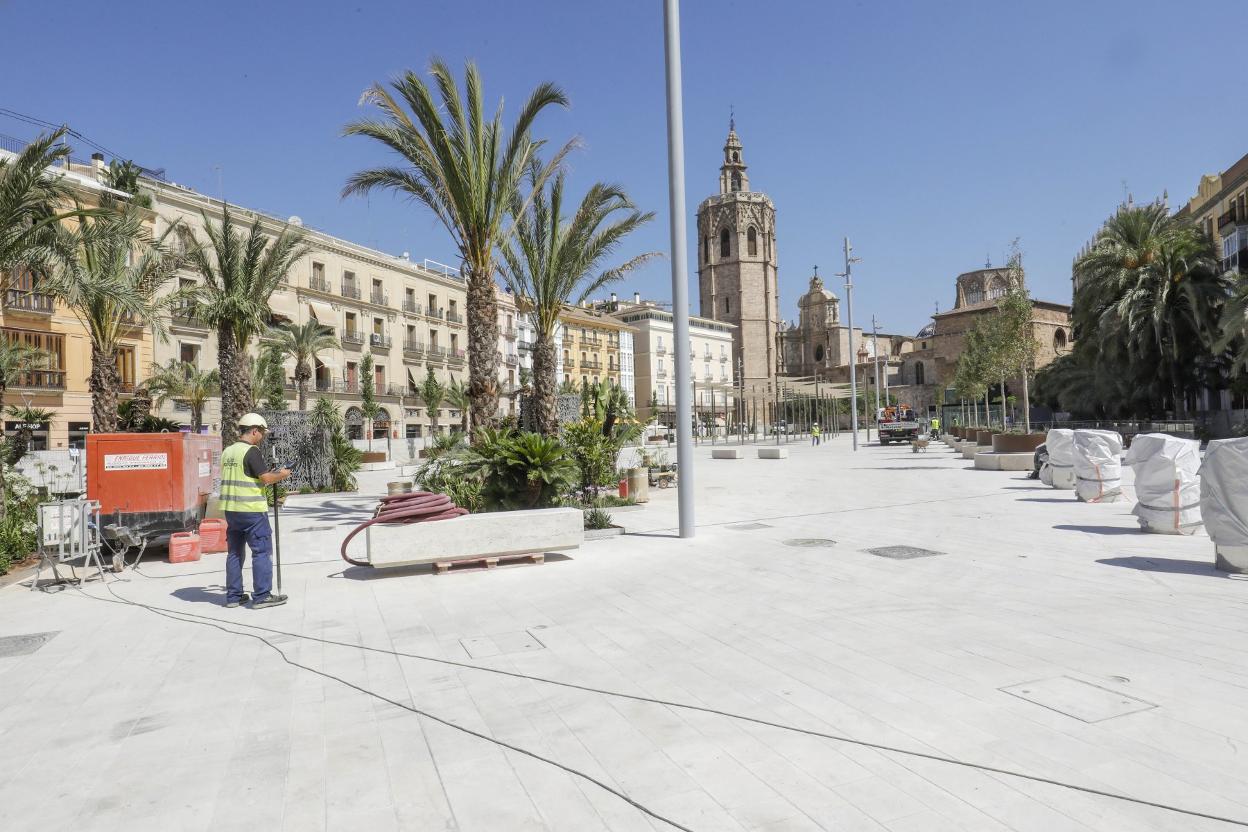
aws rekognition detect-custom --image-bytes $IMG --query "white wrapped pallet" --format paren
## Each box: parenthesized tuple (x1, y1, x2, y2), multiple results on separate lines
(1044, 428, 1076, 489)
(1200, 437, 1248, 573)
(1124, 433, 1202, 534)
(1073, 429, 1124, 503)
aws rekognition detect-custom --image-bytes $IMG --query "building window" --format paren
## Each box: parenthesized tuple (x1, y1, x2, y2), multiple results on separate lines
(702, 236, 709, 263)
(1054, 328, 1067, 351)
(731, 173, 741, 192)
(747, 227, 758, 256)
(814, 344, 824, 363)
(723, 297, 730, 314)
(915, 362, 925, 385)
(720, 228, 730, 258)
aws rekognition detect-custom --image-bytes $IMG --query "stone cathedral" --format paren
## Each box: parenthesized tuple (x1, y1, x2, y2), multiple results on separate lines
(696, 121, 781, 389)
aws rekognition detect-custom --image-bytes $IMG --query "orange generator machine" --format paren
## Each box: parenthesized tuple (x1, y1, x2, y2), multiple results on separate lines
(87, 432, 222, 539)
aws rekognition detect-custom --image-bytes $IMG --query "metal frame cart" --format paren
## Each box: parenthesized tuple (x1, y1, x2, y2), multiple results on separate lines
(31, 498, 107, 591)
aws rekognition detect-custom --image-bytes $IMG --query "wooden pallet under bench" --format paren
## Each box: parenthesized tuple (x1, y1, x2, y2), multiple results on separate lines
(433, 551, 545, 574)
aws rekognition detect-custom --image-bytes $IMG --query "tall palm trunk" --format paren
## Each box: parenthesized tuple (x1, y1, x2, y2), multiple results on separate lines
(296, 362, 310, 411)
(90, 344, 121, 433)
(218, 326, 249, 444)
(532, 337, 559, 436)
(191, 404, 203, 434)
(465, 268, 499, 429)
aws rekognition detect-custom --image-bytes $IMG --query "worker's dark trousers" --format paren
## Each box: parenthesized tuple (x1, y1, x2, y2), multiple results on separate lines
(225, 511, 273, 604)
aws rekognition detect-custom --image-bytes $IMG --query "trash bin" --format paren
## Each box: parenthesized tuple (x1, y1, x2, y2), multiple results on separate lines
(1124, 433, 1202, 534)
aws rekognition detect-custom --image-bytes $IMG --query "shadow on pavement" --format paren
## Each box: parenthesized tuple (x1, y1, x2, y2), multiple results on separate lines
(1018, 497, 1076, 503)
(336, 552, 573, 580)
(1054, 524, 1141, 536)
(1097, 556, 1231, 577)
(172, 586, 231, 606)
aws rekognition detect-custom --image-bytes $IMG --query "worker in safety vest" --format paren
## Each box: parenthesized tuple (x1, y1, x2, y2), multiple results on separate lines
(220, 413, 291, 609)
(930, 416, 941, 437)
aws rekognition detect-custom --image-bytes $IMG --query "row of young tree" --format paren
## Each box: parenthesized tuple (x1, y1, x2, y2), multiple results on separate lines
(1033, 202, 1248, 418)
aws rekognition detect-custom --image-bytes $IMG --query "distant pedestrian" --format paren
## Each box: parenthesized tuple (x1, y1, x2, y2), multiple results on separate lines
(220, 413, 291, 609)
(811, 423, 821, 446)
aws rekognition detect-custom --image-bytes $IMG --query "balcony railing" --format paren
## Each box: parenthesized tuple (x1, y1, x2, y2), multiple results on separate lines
(564, 358, 575, 369)
(171, 304, 208, 328)
(582, 359, 602, 370)
(518, 339, 535, 351)
(448, 348, 466, 362)
(403, 300, 423, 315)
(719, 354, 728, 362)
(427, 307, 444, 320)
(370, 333, 392, 349)
(403, 339, 425, 356)
(1219, 209, 1239, 232)
(3, 289, 54, 314)
(342, 331, 364, 347)
(383, 384, 404, 398)
(428, 345, 447, 359)
(502, 325, 518, 338)
(309, 275, 331, 293)
(582, 335, 602, 347)
(370, 292, 389, 306)
(13, 369, 65, 390)
(656, 369, 668, 379)
(341, 283, 361, 300)
(446, 310, 464, 324)
(504, 353, 518, 366)
(606, 339, 620, 350)
(656, 345, 667, 355)
(119, 312, 142, 327)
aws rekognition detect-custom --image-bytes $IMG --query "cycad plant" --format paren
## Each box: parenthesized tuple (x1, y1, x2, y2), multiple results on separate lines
(458, 427, 575, 510)
(500, 166, 657, 435)
(187, 205, 307, 442)
(146, 359, 220, 433)
(343, 58, 572, 429)
(269, 320, 337, 410)
(311, 396, 363, 491)
(48, 204, 185, 432)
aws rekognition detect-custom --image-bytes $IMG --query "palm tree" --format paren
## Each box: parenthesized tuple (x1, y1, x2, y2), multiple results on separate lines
(48, 204, 185, 432)
(419, 368, 445, 436)
(500, 168, 657, 435)
(445, 377, 469, 434)
(146, 359, 220, 433)
(0, 338, 46, 414)
(268, 320, 337, 409)
(0, 129, 79, 279)
(187, 205, 307, 443)
(1074, 203, 1229, 417)
(343, 58, 572, 430)
(5, 406, 55, 463)
(1216, 276, 1248, 377)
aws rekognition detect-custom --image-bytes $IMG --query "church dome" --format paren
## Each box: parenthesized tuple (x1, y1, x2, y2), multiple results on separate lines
(797, 272, 838, 307)
(916, 322, 935, 338)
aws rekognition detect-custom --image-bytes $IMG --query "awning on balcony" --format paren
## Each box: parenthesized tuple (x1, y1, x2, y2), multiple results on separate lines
(307, 300, 335, 323)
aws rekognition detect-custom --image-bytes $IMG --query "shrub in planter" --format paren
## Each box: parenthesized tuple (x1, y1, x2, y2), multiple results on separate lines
(584, 507, 614, 530)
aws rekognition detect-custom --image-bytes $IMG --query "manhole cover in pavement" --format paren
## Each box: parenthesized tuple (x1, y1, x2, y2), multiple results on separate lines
(1000, 676, 1157, 723)
(0, 631, 58, 658)
(727, 523, 773, 531)
(783, 538, 837, 548)
(290, 526, 334, 533)
(864, 546, 944, 560)
(460, 631, 546, 659)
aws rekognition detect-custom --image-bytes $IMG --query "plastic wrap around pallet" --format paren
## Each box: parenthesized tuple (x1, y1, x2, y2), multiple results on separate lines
(1042, 428, 1076, 489)
(1200, 437, 1248, 573)
(1073, 429, 1124, 503)
(1124, 433, 1202, 534)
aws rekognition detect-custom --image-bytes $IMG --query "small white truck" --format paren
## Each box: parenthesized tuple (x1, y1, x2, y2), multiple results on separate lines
(877, 405, 922, 445)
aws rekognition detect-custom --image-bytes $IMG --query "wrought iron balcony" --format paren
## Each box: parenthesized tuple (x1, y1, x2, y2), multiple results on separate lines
(448, 348, 466, 363)
(342, 331, 364, 347)
(341, 283, 361, 300)
(502, 325, 518, 338)
(403, 339, 425, 356)
(171, 304, 208, 328)
(446, 310, 464, 324)
(13, 369, 65, 390)
(427, 307, 444, 320)
(403, 300, 423, 315)
(309, 275, 331, 293)
(370, 333, 392, 349)
(656, 345, 667, 355)
(370, 292, 389, 306)
(582, 359, 602, 370)
(504, 353, 518, 366)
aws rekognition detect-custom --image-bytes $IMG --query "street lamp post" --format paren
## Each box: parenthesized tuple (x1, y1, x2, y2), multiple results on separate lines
(662, 0, 695, 537)
(839, 238, 860, 451)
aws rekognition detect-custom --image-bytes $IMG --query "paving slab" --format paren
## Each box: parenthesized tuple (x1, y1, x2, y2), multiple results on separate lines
(1, 432, 1245, 831)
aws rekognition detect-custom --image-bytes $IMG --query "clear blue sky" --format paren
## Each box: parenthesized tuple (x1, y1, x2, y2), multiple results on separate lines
(2, 0, 1242, 335)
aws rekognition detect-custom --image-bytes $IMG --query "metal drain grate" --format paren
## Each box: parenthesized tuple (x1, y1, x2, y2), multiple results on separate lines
(864, 545, 944, 560)
(0, 631, 58, 659)
(290, 525, 335, 534)
(783, 538, 837, 548)
(727, 523, 773, 531)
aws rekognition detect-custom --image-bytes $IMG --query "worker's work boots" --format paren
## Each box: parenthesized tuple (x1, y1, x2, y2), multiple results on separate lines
(251, 594, 288, 610)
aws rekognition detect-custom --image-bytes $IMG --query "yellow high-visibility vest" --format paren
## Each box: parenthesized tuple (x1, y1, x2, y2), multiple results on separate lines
(219, 441, 267, 513)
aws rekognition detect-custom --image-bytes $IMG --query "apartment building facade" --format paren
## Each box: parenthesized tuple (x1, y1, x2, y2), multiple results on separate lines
(0, 150, 155, 450)
(606, 297, 735, 422)
(1177, 151, 1248, 275)
(144, 178, 469, 442)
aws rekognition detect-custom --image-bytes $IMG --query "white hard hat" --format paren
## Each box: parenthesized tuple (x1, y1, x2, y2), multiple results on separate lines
(238, 413, 268, 429)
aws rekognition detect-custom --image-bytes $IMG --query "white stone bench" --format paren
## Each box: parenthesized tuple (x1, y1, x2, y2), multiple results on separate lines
(757, 447, 788, 459)
(355, 507, 584, 569)
(712, 448, 745, 459)
(973, 450, 1035, 471)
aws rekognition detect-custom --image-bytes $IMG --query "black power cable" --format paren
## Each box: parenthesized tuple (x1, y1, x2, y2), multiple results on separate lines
(82, 583, 696, 832)
(73, 585, 1248, 829)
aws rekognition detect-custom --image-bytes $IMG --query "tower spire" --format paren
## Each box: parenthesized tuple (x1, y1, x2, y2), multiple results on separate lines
(719, 116, 748, 194)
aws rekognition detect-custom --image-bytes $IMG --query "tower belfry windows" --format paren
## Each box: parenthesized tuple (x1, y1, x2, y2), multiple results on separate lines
(720, 228, 731, 258)
(747, 227, 757, 256)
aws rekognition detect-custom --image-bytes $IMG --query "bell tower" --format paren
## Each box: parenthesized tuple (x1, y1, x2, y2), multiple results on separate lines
(696, 118, 780, 389)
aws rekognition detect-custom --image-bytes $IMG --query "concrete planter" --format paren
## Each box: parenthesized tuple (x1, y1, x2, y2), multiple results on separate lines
(992, 433, 1045, 453)
(585, 525, 625, 541)
(974, 450, 1036, 471)
(976, 430, 997, 446)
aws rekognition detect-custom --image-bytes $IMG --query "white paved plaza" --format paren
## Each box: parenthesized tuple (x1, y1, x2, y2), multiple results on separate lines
(2, 433, 1247, 831)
